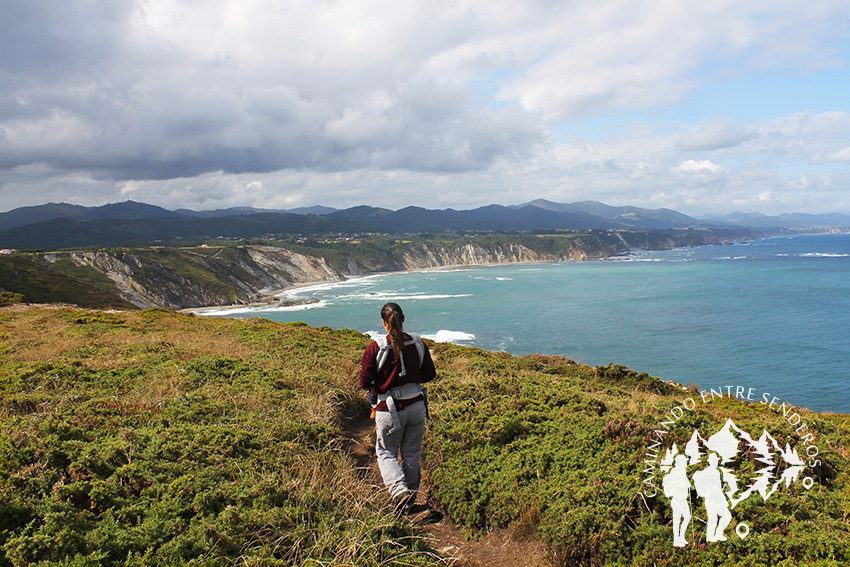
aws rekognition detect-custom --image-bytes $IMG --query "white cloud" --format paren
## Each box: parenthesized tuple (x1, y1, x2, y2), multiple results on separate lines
(671, 160, 727, 174)
(676, 121, 757, 151)
(824, 147, 850, 162)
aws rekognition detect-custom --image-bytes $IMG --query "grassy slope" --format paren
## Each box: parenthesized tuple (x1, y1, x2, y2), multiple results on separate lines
(424, 345, 850, 566)
(1, 307, 847, 566)
(0, 307, 437, 567)
(0, 247, 291, 310)
(0, 256, 135, 310)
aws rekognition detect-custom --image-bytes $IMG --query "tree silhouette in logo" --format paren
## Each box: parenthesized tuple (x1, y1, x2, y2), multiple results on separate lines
(659, 419, 807, 547)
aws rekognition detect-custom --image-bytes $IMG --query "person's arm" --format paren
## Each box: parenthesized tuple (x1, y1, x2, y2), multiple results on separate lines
(419, 344, 437, 383)
(359, 341, 380, 390)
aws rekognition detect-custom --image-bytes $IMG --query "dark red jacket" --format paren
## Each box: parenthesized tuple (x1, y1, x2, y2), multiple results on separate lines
(359, 333, 437, 396)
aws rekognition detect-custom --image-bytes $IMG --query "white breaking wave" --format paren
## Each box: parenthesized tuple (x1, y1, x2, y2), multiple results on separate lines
(271, 300, 328, 311)
(423, 330, 476, 343)
(345, 291, 472, 301)
(801, 252, 849, 258)
(367, 329, 476, 344)
(194, 300, 328, 317)
(496, 277, 513, 281)
(276, 276, 384, 299)
(195, 307, 258, 317)
(420, 268, 472, 274)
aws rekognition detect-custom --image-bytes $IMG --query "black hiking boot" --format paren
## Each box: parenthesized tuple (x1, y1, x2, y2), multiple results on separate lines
(392, 490, 415, 516)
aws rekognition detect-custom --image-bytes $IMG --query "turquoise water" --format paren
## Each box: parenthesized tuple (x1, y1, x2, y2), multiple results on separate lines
(201, 234, 850, 414)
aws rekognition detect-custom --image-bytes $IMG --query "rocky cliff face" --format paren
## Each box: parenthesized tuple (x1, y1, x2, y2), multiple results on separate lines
(69, 251, 177, 309)
(393, 239, 615, 270)
(401, 242, 546, 268)
(65, 247, 344, 309)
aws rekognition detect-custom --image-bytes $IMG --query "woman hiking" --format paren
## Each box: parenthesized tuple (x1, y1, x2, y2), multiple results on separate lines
(359, 302, 436, 514)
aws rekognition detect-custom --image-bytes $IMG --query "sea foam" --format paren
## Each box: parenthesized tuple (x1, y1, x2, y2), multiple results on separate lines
(425, 330, 476, 343)
(366, 329, 475, 345)
(348, 291, 472, 301)
(194, 300, 327, 317)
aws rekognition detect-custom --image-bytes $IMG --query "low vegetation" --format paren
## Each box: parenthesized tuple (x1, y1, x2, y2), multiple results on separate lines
(0, 256, 135, 310)
(1, 306, 847, 566)
(424, 345, 850, 566)
(0, 292, 26, 307)
(0, 307, 438, 566)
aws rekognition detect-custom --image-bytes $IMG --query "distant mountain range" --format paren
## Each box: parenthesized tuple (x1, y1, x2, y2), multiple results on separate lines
(0, 199, 846, 250)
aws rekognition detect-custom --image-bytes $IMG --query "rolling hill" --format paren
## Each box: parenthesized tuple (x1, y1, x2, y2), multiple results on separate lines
(0, 199, 844, 251)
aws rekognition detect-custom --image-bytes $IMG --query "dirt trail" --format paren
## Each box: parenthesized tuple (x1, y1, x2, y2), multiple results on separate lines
(343, 417, 551, 567)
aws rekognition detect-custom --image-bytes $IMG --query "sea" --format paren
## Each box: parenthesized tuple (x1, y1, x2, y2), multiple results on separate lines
(198, 233, 850, 414)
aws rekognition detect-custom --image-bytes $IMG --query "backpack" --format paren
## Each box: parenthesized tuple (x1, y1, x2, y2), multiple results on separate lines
(373, 333, 425, 377)
(372, 333, 430, 431)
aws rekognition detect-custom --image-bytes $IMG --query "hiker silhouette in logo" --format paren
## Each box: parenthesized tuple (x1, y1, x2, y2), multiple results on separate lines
(693, 452, 733, 542)
(359, 302, 437, 516)
(662, 453, 692, 547)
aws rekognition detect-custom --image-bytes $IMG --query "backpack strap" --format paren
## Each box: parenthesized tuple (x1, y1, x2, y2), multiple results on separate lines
(374, 335, 394, 373)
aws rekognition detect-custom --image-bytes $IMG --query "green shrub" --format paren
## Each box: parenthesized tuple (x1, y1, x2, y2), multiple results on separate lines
(0, 292, 26, 306)
(423, 343, 850, 567)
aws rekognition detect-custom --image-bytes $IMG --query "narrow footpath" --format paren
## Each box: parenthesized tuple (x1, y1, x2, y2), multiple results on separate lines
(343, 418, 551, 567)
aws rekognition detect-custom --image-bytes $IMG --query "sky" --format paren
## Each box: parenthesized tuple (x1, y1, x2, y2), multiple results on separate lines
(1, 0, 849, 216)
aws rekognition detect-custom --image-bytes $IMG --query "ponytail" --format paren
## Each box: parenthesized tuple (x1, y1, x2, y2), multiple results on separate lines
(381, 302, 405, 363)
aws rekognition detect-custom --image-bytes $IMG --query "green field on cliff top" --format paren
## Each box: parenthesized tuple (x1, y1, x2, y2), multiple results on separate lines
(0, 305, 848, 566)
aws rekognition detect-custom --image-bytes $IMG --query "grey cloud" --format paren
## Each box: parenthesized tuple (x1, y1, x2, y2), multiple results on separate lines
(0, 2, 138, 81)
(1, 31, 548, 180)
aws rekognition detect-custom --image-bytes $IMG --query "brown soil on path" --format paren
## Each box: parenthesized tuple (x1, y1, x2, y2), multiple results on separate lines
(342, 417, 552, 567)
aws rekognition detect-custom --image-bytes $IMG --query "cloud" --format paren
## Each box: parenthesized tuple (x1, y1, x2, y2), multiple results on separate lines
(0, 0, 849, 215)
(671, 159, 727, 174)
(0, 1, 550, 182)
(676, 121, 757, 151)
(496, 2, 703, 120)
(824, 147, 850, 162)
(492, 1, 849, 121)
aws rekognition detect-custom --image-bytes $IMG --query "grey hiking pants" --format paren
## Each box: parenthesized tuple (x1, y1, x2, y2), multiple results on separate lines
(375, 400, 426, 500)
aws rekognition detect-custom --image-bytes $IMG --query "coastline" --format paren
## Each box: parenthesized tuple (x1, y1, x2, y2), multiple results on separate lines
(183, 259, 563, 315)
(182, 279, 335, 314)
(183, 231, 776, 315)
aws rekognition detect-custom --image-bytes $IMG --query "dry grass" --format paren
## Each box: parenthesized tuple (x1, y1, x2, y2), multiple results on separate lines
(1, 309, 77, 363)
(0, 306, 261, 369)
